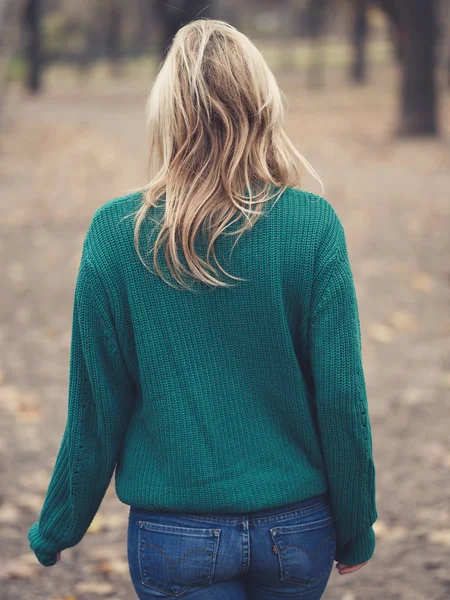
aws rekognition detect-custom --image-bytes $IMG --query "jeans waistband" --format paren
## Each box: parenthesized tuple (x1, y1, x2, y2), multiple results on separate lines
(220, 492, 330, 518)
(130, 491, 329, 520)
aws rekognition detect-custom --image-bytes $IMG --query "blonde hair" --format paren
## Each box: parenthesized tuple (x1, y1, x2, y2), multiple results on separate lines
(130, 18, 323, 290)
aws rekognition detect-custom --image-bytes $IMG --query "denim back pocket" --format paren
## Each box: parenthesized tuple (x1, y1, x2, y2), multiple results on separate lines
(138, 520, 221, 596)
(270, 515, 336, 587)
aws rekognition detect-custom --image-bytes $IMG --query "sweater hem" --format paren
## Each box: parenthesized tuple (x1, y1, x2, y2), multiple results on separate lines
(114, 471, 330, 514)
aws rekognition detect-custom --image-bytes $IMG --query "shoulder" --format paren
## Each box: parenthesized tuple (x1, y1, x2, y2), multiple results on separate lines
(281, 187, 346, 256)
(90, 190, 143, 233)
(82, 190, 144, 260)
(283, 187, 341, 226)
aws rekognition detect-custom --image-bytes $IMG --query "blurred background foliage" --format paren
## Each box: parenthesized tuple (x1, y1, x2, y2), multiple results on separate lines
(1, 0, 450, 135)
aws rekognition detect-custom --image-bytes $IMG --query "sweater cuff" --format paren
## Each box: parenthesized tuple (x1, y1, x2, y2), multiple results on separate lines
(335, 526, 376, 566)
(28, 521, 60, 567)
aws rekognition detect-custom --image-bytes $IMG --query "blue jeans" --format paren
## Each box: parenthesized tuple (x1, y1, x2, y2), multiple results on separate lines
(127, 492, 336, 599)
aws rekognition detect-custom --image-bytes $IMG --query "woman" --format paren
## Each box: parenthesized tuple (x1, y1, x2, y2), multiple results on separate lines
(28, 18, 378, 599)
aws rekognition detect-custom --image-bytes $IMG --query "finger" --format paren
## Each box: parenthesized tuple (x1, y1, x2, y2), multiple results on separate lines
(339, 564, 360, 572)
(338, 567, 358, 574)
(338, 564, 366, 574)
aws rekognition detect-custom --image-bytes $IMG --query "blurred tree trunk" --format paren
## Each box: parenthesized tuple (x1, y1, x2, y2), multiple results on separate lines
(350, 0, 368, 84)
(154, 0, 213, 60)
(397, 0, 439, 136)
(107, 0, 124, 76)
(135, 0, 153, 55)
(306, 0, 327, 88)
(24, 0, 42, 93)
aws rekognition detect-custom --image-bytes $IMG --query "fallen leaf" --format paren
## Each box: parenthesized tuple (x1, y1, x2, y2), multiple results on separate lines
(91, 558, 129, 576)
(388, 310, 418, 331)
(368, 322, 395, 343)
(75, 581, 115, 596)
(0, 559, 38, 580)
(0, 384, 21, 413)
(410, 272, 434, 293)
(16, 391, 42, 422)
(16, 493, 45, 512)
(0, 503, 21, 524)
(428, 530, 450, 546)
(401, 388, 435, 406)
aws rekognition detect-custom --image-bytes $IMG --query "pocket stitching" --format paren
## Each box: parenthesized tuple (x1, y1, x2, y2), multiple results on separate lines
(274, 532, 336, 563)
(138, 521, 220, 596)
(139, 542, 218, 570)
(270, 517, 336, 587)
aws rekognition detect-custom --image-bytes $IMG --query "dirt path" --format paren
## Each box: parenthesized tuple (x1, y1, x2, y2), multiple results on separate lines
(1, 65, 449, 600)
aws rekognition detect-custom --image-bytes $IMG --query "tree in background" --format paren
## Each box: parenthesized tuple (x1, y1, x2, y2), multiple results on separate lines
(154, 0, 214, 60)
(305, 0, 329, 88)
(349, 0, 406, 82)
(24, 0, 42, 93)
(106, 0, 124, 76)
(347, 0, 439, 136)
(397, 0, 439, 136)
(350, 0, 369, 83)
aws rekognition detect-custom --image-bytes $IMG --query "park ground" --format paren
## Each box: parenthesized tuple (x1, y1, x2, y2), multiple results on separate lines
(0, 60, 450, 600)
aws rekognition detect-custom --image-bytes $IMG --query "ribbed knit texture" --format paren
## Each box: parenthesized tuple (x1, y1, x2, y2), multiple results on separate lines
(28, 187, 377, 568)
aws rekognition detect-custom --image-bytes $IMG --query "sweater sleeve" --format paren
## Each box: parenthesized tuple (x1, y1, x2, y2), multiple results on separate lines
(308, 222, 378, 566)
(28, 248, 136, 566)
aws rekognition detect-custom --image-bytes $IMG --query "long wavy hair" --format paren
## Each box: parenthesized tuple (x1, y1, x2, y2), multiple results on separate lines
(129, 18, 323, 290)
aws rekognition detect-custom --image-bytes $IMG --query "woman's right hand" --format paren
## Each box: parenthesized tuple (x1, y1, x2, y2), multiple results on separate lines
(336, 561, 368, 575)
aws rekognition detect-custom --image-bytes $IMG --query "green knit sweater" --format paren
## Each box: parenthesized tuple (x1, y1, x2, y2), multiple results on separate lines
(28, 187, 377, 568)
